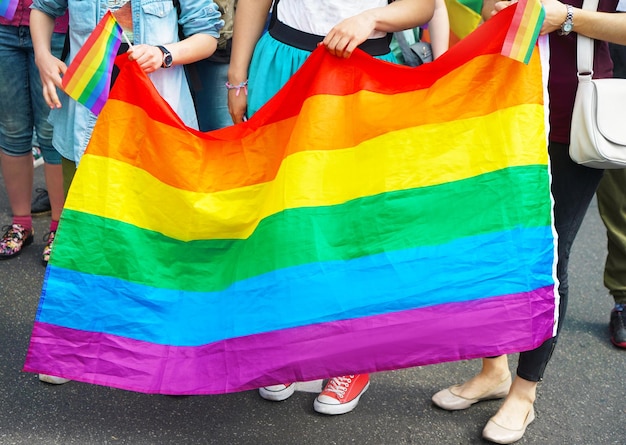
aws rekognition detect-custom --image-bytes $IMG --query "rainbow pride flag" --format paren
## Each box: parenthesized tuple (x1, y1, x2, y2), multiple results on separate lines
(24, 5, 555, 395)
(0, 0, 18, 20)
(61, 11, 123, 115)
(501, 0, 545, 63)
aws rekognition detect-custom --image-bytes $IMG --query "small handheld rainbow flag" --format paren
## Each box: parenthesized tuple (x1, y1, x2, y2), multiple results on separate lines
(0, 0, 19, 20)
(501, 0, 545, 64)
(62, 11, 123, 115)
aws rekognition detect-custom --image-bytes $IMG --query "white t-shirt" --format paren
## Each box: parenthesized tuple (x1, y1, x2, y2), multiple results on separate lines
(277, 0, 388, 38)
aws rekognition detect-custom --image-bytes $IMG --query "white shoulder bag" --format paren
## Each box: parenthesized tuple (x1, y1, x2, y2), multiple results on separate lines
(569, 0, 626, 168)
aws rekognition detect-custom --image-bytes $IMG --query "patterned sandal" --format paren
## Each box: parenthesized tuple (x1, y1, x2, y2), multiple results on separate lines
(42, 230, 56, 266)
(0, 224, 34, 259)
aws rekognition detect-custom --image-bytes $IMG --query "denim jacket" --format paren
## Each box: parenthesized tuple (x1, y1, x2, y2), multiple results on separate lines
(31, 0, 223, 163)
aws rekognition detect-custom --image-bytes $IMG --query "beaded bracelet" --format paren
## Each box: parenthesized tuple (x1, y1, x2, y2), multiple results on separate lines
(225, 80, 248, 96)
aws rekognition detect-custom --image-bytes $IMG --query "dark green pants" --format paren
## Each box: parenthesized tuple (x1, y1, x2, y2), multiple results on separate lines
(597, 169, 626, 305)
(61, 157, 76, 198)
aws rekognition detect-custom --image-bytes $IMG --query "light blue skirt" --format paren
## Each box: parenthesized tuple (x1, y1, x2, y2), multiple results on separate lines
(247, 32, 398, 118)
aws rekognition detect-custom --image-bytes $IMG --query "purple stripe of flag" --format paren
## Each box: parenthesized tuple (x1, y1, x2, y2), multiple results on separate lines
(25, 286, 555, 395)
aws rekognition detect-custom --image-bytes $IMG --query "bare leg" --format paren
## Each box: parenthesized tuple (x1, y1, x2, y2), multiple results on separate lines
(43, 162, 65, 221)
(1, 152, 33, 216)
(450, 356, 510, 399)
(487, 376, 536, 429)
(481, 376, 537, 443)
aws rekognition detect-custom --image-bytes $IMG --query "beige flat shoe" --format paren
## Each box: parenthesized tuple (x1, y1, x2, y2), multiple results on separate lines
(482, 406, 535, 444)
(431, 373, 512, 410)
(38, 374, 71, 385)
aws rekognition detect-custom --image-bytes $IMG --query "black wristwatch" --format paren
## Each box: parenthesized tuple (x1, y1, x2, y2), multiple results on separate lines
(559, 5, 574, 36)
(156, 45, 173, 68)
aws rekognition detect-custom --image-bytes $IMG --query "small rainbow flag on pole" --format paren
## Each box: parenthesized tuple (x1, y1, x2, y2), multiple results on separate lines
(501, 0, 545, 64)
(0, 0, 19, 20)
(61, 11, 123, 115)
(24, 6, 555, 395)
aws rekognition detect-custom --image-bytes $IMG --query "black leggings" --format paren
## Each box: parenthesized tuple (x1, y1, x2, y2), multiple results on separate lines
(514, 142, 604, 381)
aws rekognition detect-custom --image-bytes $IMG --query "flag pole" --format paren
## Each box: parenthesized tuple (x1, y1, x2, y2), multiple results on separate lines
(121, 31, 133, 47)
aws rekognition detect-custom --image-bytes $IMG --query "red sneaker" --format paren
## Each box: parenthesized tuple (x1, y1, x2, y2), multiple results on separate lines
(259, 383, 296, 401)
(313, 374, 370, 415)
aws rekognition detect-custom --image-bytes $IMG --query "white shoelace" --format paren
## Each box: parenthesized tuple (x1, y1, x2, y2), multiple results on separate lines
(324, 375, 355, 399)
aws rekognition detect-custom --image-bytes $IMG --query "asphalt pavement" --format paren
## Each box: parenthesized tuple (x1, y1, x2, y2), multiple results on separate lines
(0, 163, 624, 445)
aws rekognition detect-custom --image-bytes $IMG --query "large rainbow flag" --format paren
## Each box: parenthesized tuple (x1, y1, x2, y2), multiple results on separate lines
(24, 5, 555, 395)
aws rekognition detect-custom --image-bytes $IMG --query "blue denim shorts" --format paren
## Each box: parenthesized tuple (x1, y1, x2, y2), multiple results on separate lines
(0, 25, 65, 164)
(187, 60, 232, 131)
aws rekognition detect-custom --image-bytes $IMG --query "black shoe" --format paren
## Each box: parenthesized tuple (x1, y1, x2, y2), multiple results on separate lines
(609, 308, 626, 349)
(31, 188, 51, 216)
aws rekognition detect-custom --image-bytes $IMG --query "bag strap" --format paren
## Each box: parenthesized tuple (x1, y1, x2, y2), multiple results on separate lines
(577, 0, 600, 75)
(269, 0, 280, 31)
(394, 30, 422, 66)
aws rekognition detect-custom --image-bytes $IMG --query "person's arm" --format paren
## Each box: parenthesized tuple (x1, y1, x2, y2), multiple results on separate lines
(30, 8, 66, 109)
(128, 34, 218, 74)
(540, 0, 626, 44)
(129, 0, 221, 74)
(323, 0, 437, 58)
(227, 0, 273, 124)
(494, 0, 626, 44)
(429, 0, 450, 58)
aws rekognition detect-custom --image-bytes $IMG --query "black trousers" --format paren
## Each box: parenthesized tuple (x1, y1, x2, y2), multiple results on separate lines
(515, 142, 604, 381)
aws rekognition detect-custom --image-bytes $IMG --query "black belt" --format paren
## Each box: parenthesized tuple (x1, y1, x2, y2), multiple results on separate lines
(269, 19, 390, 56)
